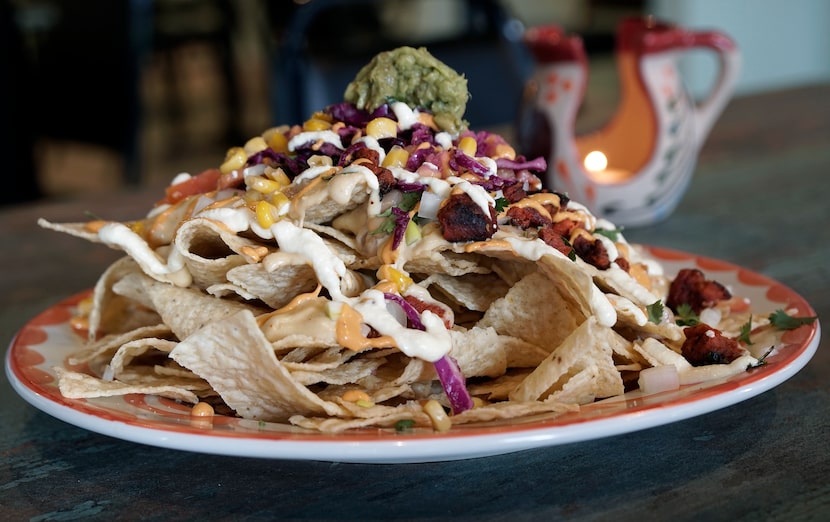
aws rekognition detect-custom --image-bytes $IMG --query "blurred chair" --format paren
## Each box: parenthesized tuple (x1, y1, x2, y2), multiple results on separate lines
(150, 0, 244, 148)
(267, 0, 533, 130)
(11, 0, 241, 191)
(17, 0, 145, 186)
(1, 0, 42, 205)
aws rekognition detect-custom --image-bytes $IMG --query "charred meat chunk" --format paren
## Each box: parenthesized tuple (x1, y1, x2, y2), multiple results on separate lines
(506, 206, 551, 229)
(438, 192, 497, 242)
(573, 235, 611, 270)
(667, 268, 731, 314)
(681, 324, 744, 366)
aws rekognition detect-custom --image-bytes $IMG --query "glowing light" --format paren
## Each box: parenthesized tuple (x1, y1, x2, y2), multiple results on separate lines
(584, 151, 608, 172)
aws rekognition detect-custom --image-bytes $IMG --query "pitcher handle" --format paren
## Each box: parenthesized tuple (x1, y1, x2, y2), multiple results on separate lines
(688, 31, 742, 143)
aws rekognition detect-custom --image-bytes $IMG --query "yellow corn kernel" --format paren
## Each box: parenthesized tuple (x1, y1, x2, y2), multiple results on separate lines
(382, 145, 410, 168)
(247, 175, 282, 194)
(191, 402, 215, 417)
(378, 264, 413, 293)
(303, 117, 332, 131)
(220, 147, 247, 174)
(265, 167, 291, 187)
(310, 110, 333, 122)
(366, 117, 398, 139)
(255, 200, 280, 228)
(423, 399, 451, 432)
(492, 143, 516, 160)
(342, 389, 371, 403)
(244, 136, 268, 156)
(458, 136, 478, 156)
(266, 130, 289, 153)
(270, 191, 290, 210)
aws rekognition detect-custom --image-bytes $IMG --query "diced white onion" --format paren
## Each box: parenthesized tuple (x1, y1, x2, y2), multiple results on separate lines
(638, 365, 680, 394)
(699, 307, 722, 327)
(417, 191, 443, 220)
(385, 300, 408, 327)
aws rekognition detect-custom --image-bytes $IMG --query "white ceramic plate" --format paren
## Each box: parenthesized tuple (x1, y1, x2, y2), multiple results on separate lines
(6, 247, 820, 464)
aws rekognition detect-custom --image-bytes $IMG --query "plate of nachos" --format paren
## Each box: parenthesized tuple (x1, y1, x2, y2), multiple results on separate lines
(7, 47, 819, 463)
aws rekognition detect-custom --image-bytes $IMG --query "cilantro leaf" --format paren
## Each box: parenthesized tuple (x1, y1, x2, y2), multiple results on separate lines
(674, 303, 700, 326)
(394, 419, 415, 433)
(494, 196, 509, 213)
(370, 191, 422, 236)
(594, 227, 623, 242)
(646, 300, 664, 324)
(768, 309, 817, 330)
(370, 208, 396, 235)
(398, 190, 421, 212)
(738, 315, 753, 344)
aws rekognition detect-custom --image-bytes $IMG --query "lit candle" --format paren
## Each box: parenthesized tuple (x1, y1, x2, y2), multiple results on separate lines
(584, 151, 630, 183)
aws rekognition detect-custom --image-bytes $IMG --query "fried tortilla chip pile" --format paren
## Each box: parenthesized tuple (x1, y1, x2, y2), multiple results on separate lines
(39, 47, 769, 433)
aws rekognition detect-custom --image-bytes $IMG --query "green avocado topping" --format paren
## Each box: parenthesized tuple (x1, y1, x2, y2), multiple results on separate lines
(343, 46, 469, 134)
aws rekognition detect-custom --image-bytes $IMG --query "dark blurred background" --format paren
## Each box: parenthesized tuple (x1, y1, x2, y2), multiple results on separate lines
(2, 0, 828, 205)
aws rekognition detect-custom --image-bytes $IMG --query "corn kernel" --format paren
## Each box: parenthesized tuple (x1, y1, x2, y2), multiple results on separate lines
(265, 167, 291, 187)
(310, 110, 333, 122)
(366, 117, 398, 139)
(270, 191, 290, 211)
(266, 131, 289, 153)
(220, 147, 247, 174)
(191, 402, 215, 417)
(342, 389, 371, 403)
(458, 136, 478, 156)
(244, 137, 268, 156)
(423, 399, 451, 432)
(303, 118, 332, 131)
(377, 264, 413, 293)
(382, 145, 410, 168)
(248, 175, 282, 194)
(492, 143, 516, 160)
(255, 200, 279, 228)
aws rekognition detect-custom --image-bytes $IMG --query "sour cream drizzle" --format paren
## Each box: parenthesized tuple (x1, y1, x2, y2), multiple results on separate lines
(269, 219, 452, 361)
(98, 222, 192, 287)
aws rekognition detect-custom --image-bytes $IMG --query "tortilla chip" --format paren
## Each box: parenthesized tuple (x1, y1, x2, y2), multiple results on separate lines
(509, 317, 627, 404)
(55, 367, 199, 403)
(173, 217, 257, 289)
(477, 271, 585, 353)
(224, 257, 318, 308)
(169, 309, 346, 421)
(133, 272, 264, 340)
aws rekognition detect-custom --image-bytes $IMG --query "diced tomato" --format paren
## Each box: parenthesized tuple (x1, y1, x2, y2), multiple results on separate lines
(157, 168, 222, 206)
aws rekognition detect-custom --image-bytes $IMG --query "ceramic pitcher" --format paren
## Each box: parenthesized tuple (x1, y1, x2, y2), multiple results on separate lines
(519, 16, 741, 226)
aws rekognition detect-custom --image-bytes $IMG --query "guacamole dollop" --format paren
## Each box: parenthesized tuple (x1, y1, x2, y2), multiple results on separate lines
(344, 46, 469, 134)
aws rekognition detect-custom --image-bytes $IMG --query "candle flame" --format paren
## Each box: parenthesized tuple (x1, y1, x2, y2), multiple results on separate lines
(584, 151, 608, 172)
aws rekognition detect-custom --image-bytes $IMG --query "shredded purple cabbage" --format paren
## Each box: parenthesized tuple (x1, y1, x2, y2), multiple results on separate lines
(382, 292, 474, 414)
(451, 149, 491, 177)
(390, 206, 410, 249)
(496, 156, 548, 172)
(433, 356, 475, 414)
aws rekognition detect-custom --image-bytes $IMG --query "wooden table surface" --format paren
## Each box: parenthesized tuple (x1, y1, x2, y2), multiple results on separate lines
(2, 83, 828, 521)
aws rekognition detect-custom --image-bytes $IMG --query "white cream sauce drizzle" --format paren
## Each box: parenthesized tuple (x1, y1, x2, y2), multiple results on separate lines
(350, 289, 451, 362)
(287, 130, 344, 151)
(268, 220, 452, 361)
(98, 222, 192, 287)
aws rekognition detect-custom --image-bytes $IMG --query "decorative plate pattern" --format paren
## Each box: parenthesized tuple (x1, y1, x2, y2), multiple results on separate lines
(6, 247, 820, 463)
